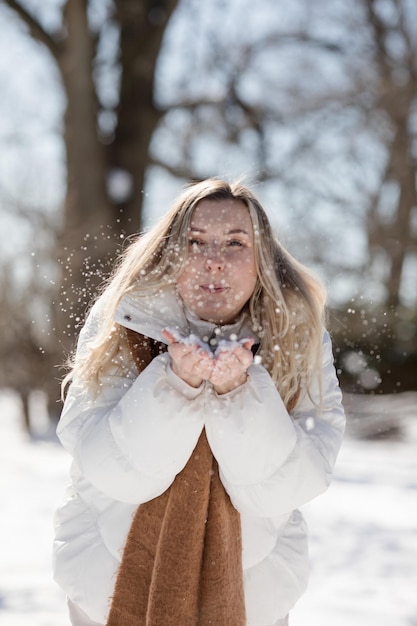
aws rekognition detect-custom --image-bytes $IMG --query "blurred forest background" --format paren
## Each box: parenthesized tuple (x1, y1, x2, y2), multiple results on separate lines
(0, 0, 416, 433)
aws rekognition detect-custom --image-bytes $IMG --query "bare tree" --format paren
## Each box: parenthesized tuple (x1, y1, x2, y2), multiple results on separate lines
(150, 0, 416, 307)
(0, 0, 179, 420)
(2, 0, 178, 342)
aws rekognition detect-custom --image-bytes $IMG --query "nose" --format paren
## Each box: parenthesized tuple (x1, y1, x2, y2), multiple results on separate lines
(205, 247, 224, 272)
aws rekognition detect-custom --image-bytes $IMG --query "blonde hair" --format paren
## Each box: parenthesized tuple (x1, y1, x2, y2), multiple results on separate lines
(63, 178, 326, 410)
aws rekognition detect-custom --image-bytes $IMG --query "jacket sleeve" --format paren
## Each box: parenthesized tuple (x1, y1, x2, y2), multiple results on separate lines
(205, 331, 346, 517)
(57, 311, 205, 505)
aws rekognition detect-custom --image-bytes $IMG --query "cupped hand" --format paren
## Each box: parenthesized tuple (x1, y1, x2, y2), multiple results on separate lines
(162, 329, 254, 393)
(210, 339, 254, 394)
(162, 328, 214, 388)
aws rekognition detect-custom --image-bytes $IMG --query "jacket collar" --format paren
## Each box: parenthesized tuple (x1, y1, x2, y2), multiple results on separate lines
(114, 286, 187, 344)
(184, 305, 258, 349)
(114, 286, 259, 346)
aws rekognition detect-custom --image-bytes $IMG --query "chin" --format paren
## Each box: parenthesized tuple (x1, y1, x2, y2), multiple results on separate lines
(201, 311, 237, 324)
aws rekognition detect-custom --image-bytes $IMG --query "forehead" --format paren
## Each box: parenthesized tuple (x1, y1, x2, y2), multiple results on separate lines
(190, 199, 253, 231)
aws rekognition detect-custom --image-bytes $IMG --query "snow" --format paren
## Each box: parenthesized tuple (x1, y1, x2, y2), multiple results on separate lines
(0, 392, 70, 626)
(164, 326, 250, 355)
(0, 390, 416, 625)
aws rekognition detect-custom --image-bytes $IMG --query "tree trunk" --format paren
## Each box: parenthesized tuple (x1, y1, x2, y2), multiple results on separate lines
(108, 0, 179, 234)
(385, 111, 416, 306)
(55, 0, 114, 345)
(365, 0, 417, 307)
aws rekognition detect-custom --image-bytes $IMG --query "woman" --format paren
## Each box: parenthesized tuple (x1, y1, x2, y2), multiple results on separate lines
(53, 178, 345, 625)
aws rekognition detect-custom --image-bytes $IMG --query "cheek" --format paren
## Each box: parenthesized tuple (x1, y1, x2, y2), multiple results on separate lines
(177, 265, 200, 295)
(179, 260, 201, 283)
(238, 254, 257, 277)
(242, 258, 257, 293)
(183, 253, 203, 271)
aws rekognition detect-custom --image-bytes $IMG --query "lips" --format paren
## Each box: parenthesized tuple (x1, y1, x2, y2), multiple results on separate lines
(200, 284, 229, 294)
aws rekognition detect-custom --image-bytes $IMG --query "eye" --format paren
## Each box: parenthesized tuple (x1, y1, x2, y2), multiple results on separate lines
(226, 239, 244, 247)
(188, 238, 204, 248)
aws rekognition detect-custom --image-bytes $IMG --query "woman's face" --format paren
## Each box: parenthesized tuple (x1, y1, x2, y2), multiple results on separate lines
(177, 199, 257, 324)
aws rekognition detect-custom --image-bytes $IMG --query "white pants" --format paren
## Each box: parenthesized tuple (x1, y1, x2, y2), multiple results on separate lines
(68, 599, 289, 626)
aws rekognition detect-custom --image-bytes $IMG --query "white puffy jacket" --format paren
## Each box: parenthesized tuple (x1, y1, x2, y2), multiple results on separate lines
(53, 288, 345, 626)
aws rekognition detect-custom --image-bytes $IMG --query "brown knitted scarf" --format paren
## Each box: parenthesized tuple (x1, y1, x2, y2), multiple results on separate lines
(106, 329, 246, 626)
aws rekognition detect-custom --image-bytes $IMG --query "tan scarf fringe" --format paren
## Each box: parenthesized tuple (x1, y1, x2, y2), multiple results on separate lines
(106, 329, 246, 626)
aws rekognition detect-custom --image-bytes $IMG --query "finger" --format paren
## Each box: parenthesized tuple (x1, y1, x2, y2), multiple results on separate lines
(194, 349, 214, 370)
(197, 346, 214, 361)
(212, 360, 233, 378)
(168, 343, 192, 362)
(233, 345, 254, 364)
(162, 328, 178, 344)
(231, 342, 254, 362)
(210, 366, 225, 384)
(215, 351, 251, 379)
(195, 359, 214, 379)
(241, 337, 254, 350)
(216, 348, 242, 363)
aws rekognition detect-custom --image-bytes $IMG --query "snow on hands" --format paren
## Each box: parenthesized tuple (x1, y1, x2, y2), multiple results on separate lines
(162, 328, 254, 393)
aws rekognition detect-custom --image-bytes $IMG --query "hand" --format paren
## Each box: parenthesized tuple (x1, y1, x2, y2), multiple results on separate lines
(210, 339, 254, 395)
(162, 328, 214, 388)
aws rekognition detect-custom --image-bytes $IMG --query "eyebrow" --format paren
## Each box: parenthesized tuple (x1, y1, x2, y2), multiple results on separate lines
(188, 227, 250, 236)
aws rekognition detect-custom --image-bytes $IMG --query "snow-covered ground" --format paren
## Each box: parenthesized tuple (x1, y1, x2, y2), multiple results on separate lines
(0, 390, 416, 626)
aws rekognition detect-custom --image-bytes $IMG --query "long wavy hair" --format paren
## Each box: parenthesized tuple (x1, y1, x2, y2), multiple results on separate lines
(63, 178, 327, 411)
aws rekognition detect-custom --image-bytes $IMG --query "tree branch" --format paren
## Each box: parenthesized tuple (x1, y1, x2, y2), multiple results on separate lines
(148, 157, 211, 182)
(158, 95, 224, 112)
(392, 0, 417, 80)
(2, 0, 61, 58)
(252, 31, 345, 55)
